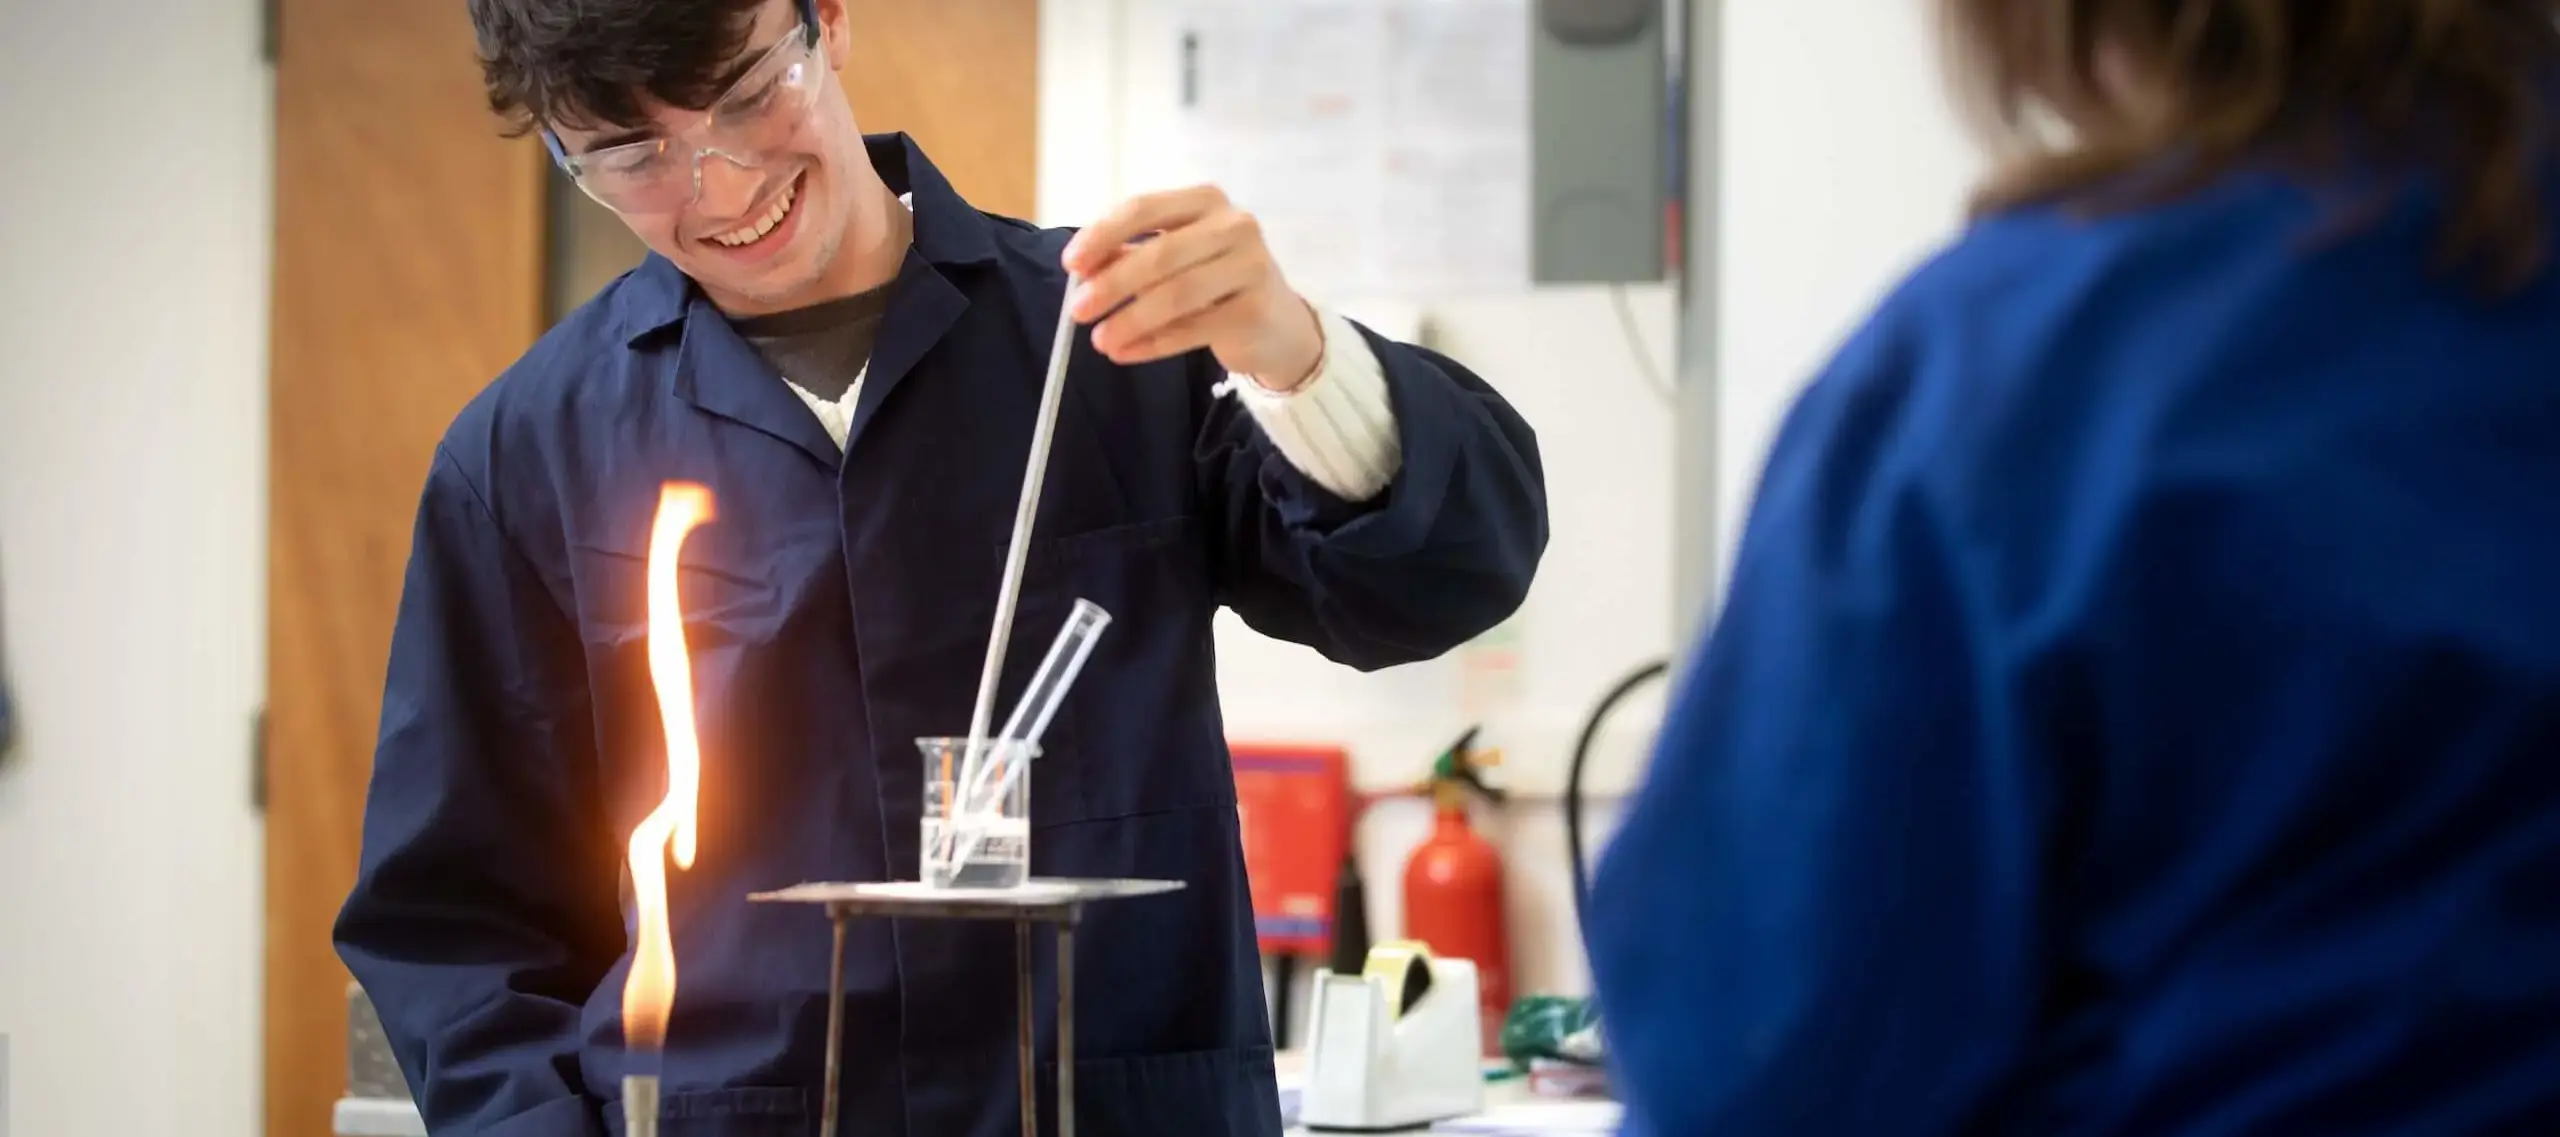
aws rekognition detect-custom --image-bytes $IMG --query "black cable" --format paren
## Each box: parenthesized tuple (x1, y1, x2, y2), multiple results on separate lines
(1565, 659, 1672, 937)
(1608, 283, 1675, 406)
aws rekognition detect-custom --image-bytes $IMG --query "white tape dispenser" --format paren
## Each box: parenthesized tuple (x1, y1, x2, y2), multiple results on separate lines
(1298, 940, 1488, 1131)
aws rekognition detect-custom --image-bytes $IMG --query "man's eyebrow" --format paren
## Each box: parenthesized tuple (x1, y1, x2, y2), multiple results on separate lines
(576, 129, 656, 155)
(713, 53, 765, 92)
(562, 27, 786, 154)
(721, 50, 768, 89)
(711, 27, 794, 95)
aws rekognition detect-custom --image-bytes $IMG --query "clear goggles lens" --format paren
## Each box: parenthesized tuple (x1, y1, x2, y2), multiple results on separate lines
(554, 25, 823, 215)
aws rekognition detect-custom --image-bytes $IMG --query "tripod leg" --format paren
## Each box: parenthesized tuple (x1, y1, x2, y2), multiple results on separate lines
(1018, 919, 1036, 1137)
(822, 913, 848, 1137)
(1058, 921, 1076, 1137)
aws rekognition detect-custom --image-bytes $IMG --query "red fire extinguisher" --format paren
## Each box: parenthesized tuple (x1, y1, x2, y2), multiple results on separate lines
(1401, 726, 1511, 1057)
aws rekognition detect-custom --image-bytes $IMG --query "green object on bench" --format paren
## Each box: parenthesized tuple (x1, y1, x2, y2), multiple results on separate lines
(1499, 994, 1603, 1069)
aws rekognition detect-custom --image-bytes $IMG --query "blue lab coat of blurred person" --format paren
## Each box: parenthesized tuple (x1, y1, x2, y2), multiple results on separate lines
(329, 3, 1544, 1133)
(1587, 7, 2560, 1135)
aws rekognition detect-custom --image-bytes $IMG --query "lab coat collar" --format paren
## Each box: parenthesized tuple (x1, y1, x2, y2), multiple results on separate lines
(869, 131, 1000, 268)
(642, 133, 989, 469)
(612, 132, 997, 344)
(670, 299, 846, 468)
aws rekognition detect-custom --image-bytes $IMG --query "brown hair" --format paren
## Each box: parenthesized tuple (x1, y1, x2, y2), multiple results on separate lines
(467, 0, 770, 137)
(1939, 0, 2560, 292)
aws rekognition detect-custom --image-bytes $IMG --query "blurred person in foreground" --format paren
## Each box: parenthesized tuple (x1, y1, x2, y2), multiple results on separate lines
(1588, 1, 2560, 1133)
(329, 0, 1546, 1133)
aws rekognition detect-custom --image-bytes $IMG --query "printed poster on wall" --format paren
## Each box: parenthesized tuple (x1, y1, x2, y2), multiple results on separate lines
(1167, 0, 1533, 298)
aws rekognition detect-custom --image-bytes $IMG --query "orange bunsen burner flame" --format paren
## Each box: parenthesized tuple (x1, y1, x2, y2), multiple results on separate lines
(622, 481, 715, 1053)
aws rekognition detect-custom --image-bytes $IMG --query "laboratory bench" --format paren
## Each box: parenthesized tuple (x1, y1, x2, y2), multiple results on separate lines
(333, 1075, 1558, 1137)
(335, 988, 1592, 1137)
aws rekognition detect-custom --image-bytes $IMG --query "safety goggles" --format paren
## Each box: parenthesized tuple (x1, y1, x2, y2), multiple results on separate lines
(543, 14, 826, 215)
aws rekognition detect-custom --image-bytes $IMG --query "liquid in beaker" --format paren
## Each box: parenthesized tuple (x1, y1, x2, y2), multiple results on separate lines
(918, 736, 1037, 889)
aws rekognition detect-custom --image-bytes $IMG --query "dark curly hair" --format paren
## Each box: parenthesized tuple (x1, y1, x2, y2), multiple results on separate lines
(465, 0, 777, 137)
(1939, 0, 2560, 293)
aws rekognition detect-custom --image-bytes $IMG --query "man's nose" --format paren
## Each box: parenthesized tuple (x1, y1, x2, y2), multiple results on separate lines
(690, 151, 763, 218)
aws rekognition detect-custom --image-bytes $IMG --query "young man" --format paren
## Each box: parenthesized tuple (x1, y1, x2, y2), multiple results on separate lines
(1589, 1, 2560, 1135)
(331, 1, 1547, 1134)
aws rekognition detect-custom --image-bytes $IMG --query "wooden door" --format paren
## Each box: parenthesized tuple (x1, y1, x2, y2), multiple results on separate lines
(263, 0, 547, 1135)
(263, 4, 1040, 1137)
(842, 0, 1041, 219)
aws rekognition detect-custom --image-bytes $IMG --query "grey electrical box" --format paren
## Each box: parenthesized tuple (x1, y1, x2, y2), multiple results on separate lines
(1531, 0, 1669, 283)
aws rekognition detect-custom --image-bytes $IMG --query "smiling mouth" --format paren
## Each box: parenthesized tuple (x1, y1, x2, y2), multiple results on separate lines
(707, 173, 801, 248)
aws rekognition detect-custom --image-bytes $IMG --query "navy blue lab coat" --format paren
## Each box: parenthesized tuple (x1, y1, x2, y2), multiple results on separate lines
(1588, 158, 2560, 1134)
(334, 134, 1546, 1137)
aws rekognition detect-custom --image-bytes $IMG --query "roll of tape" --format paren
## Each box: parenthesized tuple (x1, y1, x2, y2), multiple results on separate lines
(1362, 940, 1436, 1022)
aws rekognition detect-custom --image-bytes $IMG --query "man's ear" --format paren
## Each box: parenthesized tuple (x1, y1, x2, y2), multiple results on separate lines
(814, 0, 852, 71)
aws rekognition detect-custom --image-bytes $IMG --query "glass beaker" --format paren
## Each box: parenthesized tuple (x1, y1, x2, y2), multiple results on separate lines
(918, 736, 1038, 889)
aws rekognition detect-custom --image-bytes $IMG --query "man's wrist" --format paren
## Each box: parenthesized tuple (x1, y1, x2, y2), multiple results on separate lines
(1225, 304, 1402, 502)
(1246, 295, 1328, 395)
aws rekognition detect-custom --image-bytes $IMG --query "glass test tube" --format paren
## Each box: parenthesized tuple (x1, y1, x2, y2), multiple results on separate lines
(945, 599, 1113, 873)
(997, 598, 1113, 749)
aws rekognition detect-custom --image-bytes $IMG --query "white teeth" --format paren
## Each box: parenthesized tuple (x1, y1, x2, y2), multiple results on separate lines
(712, 178, 796, 247)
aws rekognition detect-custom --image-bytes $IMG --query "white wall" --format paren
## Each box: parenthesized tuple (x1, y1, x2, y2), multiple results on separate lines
(1712, 0, 1979, 566)
(0, 2, 271, 1136)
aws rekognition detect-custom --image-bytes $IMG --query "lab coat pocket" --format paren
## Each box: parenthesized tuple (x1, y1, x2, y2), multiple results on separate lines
(600, 1086, 807, 1137)
(565, 538, 822, 828)
(1015, 515, 1229, 827)
(566, 542, 793, 649)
